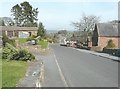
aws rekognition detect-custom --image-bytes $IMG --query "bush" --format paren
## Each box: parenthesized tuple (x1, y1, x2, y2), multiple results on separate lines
(103, 48, 120, 57)
(115, 49, 120, 57)
(2, 43, 17, 59)
(9, 49, 35, 61)
(2, 47, 11, 59)
(31, 35, 37, 38)
(2, 33, 15, 47)
(2, 43, 35, 61)
(47, 38, 53, 43)
(106, 39, 116, 48)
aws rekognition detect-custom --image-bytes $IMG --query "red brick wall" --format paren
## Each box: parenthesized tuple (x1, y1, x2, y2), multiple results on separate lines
(98, 37, 120, 48)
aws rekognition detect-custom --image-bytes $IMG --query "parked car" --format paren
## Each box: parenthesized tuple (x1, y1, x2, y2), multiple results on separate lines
(66, 42, 77, 48)
(76, 43, 83, 48)
(30, 40, 36, 45)
(66, 42, 70, 47)
(60, 43, 67, 46)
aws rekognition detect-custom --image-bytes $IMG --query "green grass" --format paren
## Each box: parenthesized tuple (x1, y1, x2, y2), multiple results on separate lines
(17, 38, 27, 43)
(0, 59, 2, 89)
(2, 60, 28, 87)
(38, 40, 48, 49)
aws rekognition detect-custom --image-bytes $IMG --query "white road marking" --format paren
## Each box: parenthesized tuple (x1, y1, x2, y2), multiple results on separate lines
(53, 50, 69, 87)
(36, 79, 41, 87)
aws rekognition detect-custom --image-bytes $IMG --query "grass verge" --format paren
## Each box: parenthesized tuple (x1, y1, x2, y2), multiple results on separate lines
(2, 60, 28, 87)
(38, 40, 48, 49)
(17, 38, 27, 43)
(0, 52, 2, 89)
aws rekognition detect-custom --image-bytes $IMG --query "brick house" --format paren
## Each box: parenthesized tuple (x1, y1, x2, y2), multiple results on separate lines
(92, 23, 120, 49)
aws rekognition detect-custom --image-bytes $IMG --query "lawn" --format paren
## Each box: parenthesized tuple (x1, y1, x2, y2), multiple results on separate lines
(2, 60, 28, 87)
(17, 38, 27, 43)
(38, 40, 48, 49)
(0, 58, 1, 88)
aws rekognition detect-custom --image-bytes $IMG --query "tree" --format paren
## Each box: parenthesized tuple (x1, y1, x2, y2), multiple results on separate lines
(109, 20, 120, 23)
(0, 19, 5, 26)
(11, 1, 38, 27)
(0, 17, 14, 26)
(37, 22, 46, 38)
(11, 4, 22, 26)
(72, 14, 100, 43)
(58, 30, 67, 36)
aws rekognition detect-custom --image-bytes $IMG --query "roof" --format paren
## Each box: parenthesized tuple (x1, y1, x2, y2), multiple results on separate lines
(96, 23, 119, 37)
(0, 26, 38, 31)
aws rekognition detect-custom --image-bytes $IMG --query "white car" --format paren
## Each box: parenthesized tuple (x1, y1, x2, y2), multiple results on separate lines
(31, 40, 35, 45)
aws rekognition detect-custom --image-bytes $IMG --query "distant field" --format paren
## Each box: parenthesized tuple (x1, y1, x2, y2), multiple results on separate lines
(2, 60, 28, 87)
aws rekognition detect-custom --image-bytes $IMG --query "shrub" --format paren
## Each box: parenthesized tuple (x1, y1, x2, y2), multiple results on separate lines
(31, 35, 37, 38)
(2, 47, 11, 59)
(9, 49, 35, 61)
(2, 43, 17, 59)
(106, 39, 116, 48)
(115, 49, 120, 57)
(47, 38, 53, 43)
(103, 48, 120, 57)
(2, 33, 15, 47)
(2, 43, 35, 61)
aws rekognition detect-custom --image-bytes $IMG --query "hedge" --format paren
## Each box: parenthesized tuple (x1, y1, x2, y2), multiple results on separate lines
(103, 48, 120, 57)
(2, 43, 35, 61)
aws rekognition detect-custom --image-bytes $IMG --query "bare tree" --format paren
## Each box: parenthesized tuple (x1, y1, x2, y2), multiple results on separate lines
(72, 14, 100, 43)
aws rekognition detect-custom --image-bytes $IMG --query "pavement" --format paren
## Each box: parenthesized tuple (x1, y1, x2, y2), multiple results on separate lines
(74, 48, 119, 61)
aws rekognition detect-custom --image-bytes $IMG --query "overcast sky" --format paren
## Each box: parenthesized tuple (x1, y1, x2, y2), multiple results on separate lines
(0, 0, 118, 31)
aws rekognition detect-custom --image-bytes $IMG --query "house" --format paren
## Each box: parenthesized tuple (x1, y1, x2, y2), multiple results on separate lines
(92, 23, 120, 49)
(0, 26, 38, 38)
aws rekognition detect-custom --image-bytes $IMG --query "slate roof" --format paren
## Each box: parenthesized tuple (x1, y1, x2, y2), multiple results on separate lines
(0, 26, 38, 31)
(96, 23, 119, 37)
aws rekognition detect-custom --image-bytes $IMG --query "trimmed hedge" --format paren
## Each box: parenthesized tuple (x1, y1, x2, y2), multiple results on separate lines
(106, 39, 116, 48)
(103, 48, 120, 57)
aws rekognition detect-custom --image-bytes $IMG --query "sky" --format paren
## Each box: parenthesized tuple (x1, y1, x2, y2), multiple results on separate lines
(0, 0, 119, 31)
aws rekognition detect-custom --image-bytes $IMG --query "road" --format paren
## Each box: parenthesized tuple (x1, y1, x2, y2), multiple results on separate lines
(43, 44, 118, 87)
